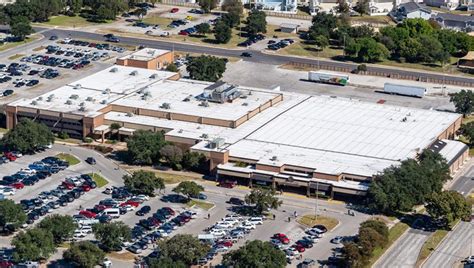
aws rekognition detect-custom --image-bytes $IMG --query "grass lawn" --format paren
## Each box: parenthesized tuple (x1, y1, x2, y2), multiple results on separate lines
(280, 42, 343, 59)
(56, 153, 80, 166)
(0, 35, 39, 52)
(54, 137, 82, 144)
(350, 15, 394, 25)
(39, 15, 111, 27)
(8, 54, 24, 60)
(416, 229, 449, 266)
(297, 215, 339, 231)
(87, 173, 109, 188)
(108, 251, 136, 261)
(187, 199, 215, 210)
(142, 170, 204, 184)
(367, 222, 410, 266)
(141, 15, 174, 28)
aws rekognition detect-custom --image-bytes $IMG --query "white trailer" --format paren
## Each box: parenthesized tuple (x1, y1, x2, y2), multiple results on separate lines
(383, 83, 426, 98)
(308, 71, 349, 86)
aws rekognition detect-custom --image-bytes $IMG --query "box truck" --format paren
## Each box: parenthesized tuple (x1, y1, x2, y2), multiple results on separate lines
(308, 71, 349, 86)
(383, 83, 426, 98)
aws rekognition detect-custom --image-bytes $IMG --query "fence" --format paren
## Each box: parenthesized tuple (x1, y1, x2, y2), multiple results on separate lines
(160, 0, 200, 8)
(263, 10, 312, 20)
(288, 62, 474, 88)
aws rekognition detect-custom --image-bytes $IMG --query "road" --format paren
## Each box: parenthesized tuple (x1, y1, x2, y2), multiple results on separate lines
(29, 27, 474, 87)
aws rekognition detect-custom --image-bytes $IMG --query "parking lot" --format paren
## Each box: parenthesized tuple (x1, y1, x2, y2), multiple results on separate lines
(0, 36, 129, 107)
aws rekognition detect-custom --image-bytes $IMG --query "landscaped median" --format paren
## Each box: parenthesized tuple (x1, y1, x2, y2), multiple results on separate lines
(187, 199, 215, 211)
(367, 221, 410, 266)
(56, 153, 80, 166)
(415, 229, 449, 267)
(297, 214, 339, 231)
(87, 173, 109, 188)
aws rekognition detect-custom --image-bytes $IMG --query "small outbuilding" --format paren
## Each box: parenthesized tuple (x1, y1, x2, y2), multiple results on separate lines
(279, 23, 299, 33)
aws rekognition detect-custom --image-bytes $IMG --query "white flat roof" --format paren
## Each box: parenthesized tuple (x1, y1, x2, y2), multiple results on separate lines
(438, 139, 468, 164)
(112, 79, 281, 121)
(119, 48, 171, 61)
(67, 65, 176, 95)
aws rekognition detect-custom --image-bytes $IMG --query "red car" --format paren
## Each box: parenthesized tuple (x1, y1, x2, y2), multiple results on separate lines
(10, 182, 24, 189)
(178, 30, 189, 36)
(273, 233, 290, 244)
(3, 152, 16, 161)
(218, 181, 236, 188)
(125, 200, 140, 207)
(0, 260, 13, 268)
(163, 207, 175, 215)
(79, 210, 97, 218)
(218, 240, 233, 247)
(62, 181, 75, 190)
(170, 8, 179, 13)
(292, 244, 305, 253)
(81, 184, 91, 192)
(93, 204, 107, 212)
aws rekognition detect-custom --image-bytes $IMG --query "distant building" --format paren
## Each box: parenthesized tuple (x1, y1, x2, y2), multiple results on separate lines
(280, 23, 299, 33)
(247, 0, 298, 12)
(390, 2, 432, 22)
(0, 0, 15, 5)
(457, 51, 474, 72)
(424, 0, 459, 10)
(116, 48, 174, 70)
(434, 13, 474, 31)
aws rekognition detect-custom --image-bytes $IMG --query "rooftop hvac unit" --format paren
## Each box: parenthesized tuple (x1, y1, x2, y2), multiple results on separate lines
(130, 70, 138, 76)
(110, 67, 118, 73)
(183, 97, 190, 102)
(270, 155, 278, 161)
(242, 102, 248, 106)
(79, 102, 86, 107)
(73, 84, 81, 89)
(65, 100, 73, 105)
(138, 86, 148, 94)
(141, 91, 152, 100)
(78, 106, 86, 112)
(85, 97, 94, 102)
(199, 100, 209, 107)
(46, 94, 55, 102)
(178, 129, 183, 133)
(37, 96, 43, 101)
(203, 82, 241, 103)
(103, 88, 111, 94)
(208, 138, 225, 149)
(200, 133, 209, 139)
(100, 100, 107, 104)
(126, 112, 134, 117)
(69, 94, 79, 100)
(161, 103, 171, 109)
(149, 74, 158, 79)
(31, 100, 38, 106)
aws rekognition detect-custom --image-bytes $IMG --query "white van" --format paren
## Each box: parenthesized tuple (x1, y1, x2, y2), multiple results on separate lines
(102, 208, 120, 218)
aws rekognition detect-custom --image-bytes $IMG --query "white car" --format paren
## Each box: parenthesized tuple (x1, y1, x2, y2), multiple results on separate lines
(306, 228, 324, 236)
(222, 218, 239, 225)
(0, 187, 15, 196)
(122, 205, 136, 211)
(19, 168, 36, 175)
(465, 256, 474, 264)
(248, 217, 263, 225)
(73, 230, 86, 239)
(80, 226, 93, 234)
(239, 221, 256, 230)
(214, 245, 229, 253)
(216, 221, 233, 229)
(224, 214, 243, 221)
(135, 194, 149, 201)
(209, 229, 227, 237)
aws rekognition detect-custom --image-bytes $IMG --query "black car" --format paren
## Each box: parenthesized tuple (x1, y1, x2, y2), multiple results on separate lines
(97, 214, 112, 223)
(26, 80, 39, 86)
(3, 89, 14, 96)
(22, 178, 35, 186)
(136, 205, 151, 216)
(49, 35, 58, 40)
(228, 197, 245, 205)
(241, 52, 252, 57)
(85, 157, 96, 165)
(161, 194, 187, 203)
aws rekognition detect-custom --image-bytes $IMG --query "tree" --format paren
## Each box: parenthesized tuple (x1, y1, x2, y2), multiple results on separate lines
(67, 0, 83, 14)
(245, 187, 282, 214)
(110, 122, 121, 130)
(158, 234, 210, 266)
(148, 257, 187, 268)
(450, 89, 474, 117)
(1, 118, 54, 153)
(134, 8, 147, 20)
(126, 130, 167, 164)
(342, 242, 364, 268)
(0, 200, 26, 232)
(93, 222, 131, 252)
(460, 122, 474, 147)
(309, 13, 337, 40)
(314, 35, 329, 51)
(12, 228, 56, 262)
(195, 22, 211, 36)
(221, 12, 240, 28)
(345, 37, 389, 63)
(160, 145, 183, 166)
(63, 241, 105, 268)
(182, 151, 207, 172)
(165, 63, 179, 72)
(400, 38, 423, 62)
(38, 215, 77, 244)
(123, 170, 165, 196)
(186, 55, 227, 82)
(223, 240, 286, 268)
(246, 10, 266, 35)
(357, 64, 367, 73)
(10, 15, 32, 41)
(336, 0, 350, 14)
(426, 191, 471, 228)
(221, 0, 243, 15)
(354, 0, 370, 15)
(173, 181, 204, 200)
(214, 21, 232, 44)
(198, 0, 218, 13)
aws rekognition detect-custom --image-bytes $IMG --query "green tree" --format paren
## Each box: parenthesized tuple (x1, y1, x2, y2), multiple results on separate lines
(93, 222, 131, 252)
(221, 0, 243, 15)
(186, 55, 227, 82)
(354, 0, 369, 15)
(160, 144, 183, 166)
(223, 240, 286, 268)
(245, 187, 282, 214)
(10, 15, 32, 41)
(460, 122, 474, 147)
(198, 0, 218, 13)
(400, 38, 423, 62)
(126, 130, 167, 164)
(221, 12, 240, 28)
(336, 0, 350, 14)
(1, 118, 54, 153)
(12, 228, 56, 262)
(342, 242, 364, 268)
(173, 181, 204, 200)
(450, 89, 474, 117)
(165, 63, 179, 72)
(0, 200, 26, 232)
(314, 35, 329, 51)
(195, 22, 211, 36)
(158, 234, 210, 266)
(67, 0, 83, 14)
(148, 257, 187, 268)
(63, 241, 106, 268)
(182, 151, 207, 172)
(123, 170, 165, 196)
(400, 18, 434, 37)
(309, 12, 337, 39)
(345, 37, 389, 62)
(246, 10, 266, 35)
(426, 191, 471, 228)
(214, 21, 232, 44)
(38, 215, 77, 244)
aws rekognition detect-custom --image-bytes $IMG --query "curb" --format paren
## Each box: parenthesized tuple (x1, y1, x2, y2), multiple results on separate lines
(371, 224, 411, 268)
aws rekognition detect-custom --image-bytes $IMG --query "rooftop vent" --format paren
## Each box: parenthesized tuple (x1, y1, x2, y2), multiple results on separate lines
(242, 102, 248, 106)
(69, 94, 79, 100)
(149, 74, 158, 79)
(100, 100, 107, 104)
(270, 155, 278, 161)
(31, 100, 38, 106)
(141, 91, 152, 100)
(78, 106, 86, 112)
(73, 84, 81, 89)
(85, 97, 94, 102)
(401, 117, 407, 122)
(183, 97, 190, 102)
(110, 67, 118, 73)
(37, 96, 43, 101)
(79, 102, 86, 107)
(160, 102, 171, 109)
(200, 133, 209, 139)
(126, 112, 134, 117)
(199, 100, 209, 107)
(46, 94, 55, 102)
(208, 138, 225, 149)
(103, 88, 111, 94)
(240, 95, 248, 99)
(178, 129, 183, 133)
(65, 100, 73, 105)
(130, 70, 138, 76)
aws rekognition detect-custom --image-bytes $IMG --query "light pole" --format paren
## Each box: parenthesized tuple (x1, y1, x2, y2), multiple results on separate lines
(315, 180, 319, 221)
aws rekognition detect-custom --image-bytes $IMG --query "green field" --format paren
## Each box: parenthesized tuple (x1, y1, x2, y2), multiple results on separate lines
(87, 173, 109, 188)
(187, 199, 215, 210)
(56, 153, 80, 166)
(0, 35, 39, 52)
(416, 229, 449, 266)
(297, 215, 339, 231)
(40, 15, 111, 27)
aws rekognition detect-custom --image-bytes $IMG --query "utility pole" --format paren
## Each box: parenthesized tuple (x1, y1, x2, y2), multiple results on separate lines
(315, 180, 319, 221)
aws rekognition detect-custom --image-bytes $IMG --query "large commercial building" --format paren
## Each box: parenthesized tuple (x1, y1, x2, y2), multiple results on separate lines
(6, 64, 468, 198)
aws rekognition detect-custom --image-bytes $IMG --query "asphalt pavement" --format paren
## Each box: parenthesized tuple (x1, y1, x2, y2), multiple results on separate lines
(29, 27, 474, 87)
